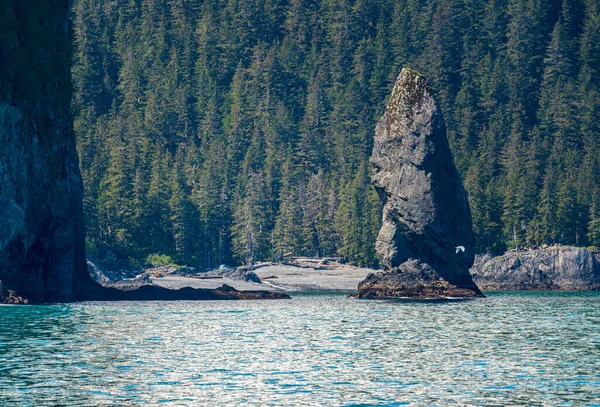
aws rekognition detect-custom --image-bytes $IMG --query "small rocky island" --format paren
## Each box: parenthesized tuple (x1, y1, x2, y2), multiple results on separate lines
(354, 68, 483, 299)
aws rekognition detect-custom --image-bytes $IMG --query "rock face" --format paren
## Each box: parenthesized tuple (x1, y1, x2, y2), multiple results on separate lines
(354, 68, 482, 299)
(0, 1, 90, 303)
(470, 246, 600, 291)
(0, 105, 89, 303)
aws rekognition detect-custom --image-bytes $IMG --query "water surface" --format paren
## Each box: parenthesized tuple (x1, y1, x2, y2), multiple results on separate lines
(1, 292, 599, 406)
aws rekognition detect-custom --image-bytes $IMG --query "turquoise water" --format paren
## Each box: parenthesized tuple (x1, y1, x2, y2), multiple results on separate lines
(1, 292, 599, 406)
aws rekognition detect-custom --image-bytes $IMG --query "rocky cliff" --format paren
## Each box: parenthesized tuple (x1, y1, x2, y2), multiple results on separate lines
(354, 68, 482, 299)
(470, 246, 600, 290)
(0, 1, 90, 303)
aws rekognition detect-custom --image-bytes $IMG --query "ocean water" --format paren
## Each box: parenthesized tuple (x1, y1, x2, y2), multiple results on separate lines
(1, 292, 599, 406)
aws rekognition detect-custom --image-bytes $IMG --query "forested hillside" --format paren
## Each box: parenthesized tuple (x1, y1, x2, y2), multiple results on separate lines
(72, 0, 600, 269)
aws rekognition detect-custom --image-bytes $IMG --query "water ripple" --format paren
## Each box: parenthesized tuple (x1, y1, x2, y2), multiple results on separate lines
(1, 292, 599, 405)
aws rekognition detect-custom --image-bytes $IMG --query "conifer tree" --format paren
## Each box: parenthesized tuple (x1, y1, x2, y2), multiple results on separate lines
(72, 0, 600, 266)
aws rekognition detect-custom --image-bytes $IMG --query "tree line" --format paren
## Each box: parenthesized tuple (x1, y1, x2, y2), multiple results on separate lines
(72, 0, 600, 269)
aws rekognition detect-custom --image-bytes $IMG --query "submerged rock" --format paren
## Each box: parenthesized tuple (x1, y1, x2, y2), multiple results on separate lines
(470, 246, 600, 291)
(354, 68, 483, 299)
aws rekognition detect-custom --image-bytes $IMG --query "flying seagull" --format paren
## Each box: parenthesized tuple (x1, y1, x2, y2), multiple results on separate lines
(455, 246, 465, 254)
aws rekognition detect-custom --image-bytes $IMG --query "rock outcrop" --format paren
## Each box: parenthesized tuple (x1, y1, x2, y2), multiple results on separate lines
(354, 68, 483, 299)
(470, 246, 600, 291)
(86, 259, 265, 292)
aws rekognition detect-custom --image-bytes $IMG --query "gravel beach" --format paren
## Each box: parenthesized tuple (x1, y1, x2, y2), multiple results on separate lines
(150, 263, 376, 293)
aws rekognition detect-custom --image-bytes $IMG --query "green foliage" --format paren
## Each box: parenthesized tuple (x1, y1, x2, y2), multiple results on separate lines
(85, 239, 101, 260)
(146, 253, 175, 268)
(72, 0, 600, 267)
(405, 67, 424, 77)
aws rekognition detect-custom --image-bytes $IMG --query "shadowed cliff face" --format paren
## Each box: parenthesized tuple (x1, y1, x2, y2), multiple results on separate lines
(355, 68, 482, 299)
(0, 1, 90, 303)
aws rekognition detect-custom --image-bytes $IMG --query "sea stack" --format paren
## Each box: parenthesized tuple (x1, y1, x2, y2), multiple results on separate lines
(354, 68, 483, 299)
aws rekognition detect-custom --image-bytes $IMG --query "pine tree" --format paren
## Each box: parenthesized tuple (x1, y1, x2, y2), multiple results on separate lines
(231, 172, 270, 265)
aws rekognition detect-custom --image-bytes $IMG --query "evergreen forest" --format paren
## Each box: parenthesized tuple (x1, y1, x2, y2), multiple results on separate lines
(72, 0, 600, 269)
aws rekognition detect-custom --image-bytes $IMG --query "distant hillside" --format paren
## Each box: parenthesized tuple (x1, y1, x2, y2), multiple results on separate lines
(72, 0, 600, 269)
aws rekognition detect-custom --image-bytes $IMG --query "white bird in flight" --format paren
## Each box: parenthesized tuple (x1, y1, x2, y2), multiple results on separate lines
(455, 246, 465, 254)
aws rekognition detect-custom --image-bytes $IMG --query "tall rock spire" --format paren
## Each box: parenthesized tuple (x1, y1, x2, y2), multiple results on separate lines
(355, 68, 483, 299)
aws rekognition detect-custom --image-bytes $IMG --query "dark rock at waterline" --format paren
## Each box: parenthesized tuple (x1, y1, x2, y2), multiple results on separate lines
(75, 283, 290, 301)
(470, 246, 600, 291)
(354, 68, 482, 299)
(354, 260, 483, 299)
(81, 258, 286, 301)
(82, 257, 283, 301)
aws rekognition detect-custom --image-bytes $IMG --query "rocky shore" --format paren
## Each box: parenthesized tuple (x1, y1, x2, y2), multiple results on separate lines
(85, 257, 373, 295)
(79, 260, 290, 301)
(56, 244, 600, 302)
(355, 260, 483, 299)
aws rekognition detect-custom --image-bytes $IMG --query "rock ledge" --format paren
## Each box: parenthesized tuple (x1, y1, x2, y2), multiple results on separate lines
(470, 246, 600, 291)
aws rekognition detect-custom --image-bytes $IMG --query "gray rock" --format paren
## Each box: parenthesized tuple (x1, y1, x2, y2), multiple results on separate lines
(0, 2, 90, 303)
(354, 68, 482, 299)
(0, 102, 89, 303)
(204, 269, 262, 283)
(87, 258, 114, 286)
(470, 246, 600, 290)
